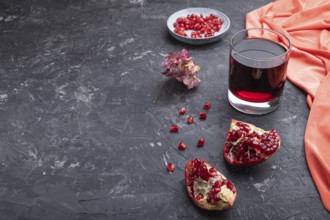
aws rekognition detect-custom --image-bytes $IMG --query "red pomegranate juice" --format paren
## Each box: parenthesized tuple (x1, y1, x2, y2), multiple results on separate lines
(229, 38, 288, 103)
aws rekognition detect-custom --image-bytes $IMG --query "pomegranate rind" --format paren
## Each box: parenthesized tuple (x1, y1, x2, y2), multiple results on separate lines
(185, 159, 237, 211)
(224, 119, 281, 166)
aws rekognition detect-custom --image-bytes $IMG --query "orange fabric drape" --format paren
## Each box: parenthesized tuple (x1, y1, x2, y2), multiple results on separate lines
(246, 0, 330, 211)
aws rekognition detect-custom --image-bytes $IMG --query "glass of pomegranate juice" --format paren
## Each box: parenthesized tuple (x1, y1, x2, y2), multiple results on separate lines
(228, 28, 291, 115)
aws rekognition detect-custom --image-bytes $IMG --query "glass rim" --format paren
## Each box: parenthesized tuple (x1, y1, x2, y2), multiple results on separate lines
(230, 28, 292, 61)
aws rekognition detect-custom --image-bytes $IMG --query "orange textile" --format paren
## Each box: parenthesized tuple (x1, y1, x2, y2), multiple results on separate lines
(246, 0, 330, 211)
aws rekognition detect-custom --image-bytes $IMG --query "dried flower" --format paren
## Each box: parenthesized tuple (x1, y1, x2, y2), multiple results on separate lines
(161, 49, 201, 89)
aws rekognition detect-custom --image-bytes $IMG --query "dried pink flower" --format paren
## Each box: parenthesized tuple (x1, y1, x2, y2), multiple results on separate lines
(161, 49, 201, 89)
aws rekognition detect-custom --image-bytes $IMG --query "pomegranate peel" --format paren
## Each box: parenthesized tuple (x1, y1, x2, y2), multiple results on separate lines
(224, 119, 281, 166)
(185, 158, 237, 211)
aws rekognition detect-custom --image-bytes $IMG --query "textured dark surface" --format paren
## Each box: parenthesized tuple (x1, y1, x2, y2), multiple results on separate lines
(0, 0, 329, 219)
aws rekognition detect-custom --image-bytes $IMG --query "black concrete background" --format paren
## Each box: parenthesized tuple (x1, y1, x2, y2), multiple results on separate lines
(0, 0, 329, 219)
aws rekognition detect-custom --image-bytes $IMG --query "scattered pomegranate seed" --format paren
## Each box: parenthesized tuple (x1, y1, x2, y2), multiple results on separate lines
(198, 138, 205, 147)
(179, 107, 186, 115)
(203, 102, 211, 110)
(167, 163, 175, 172)
(187, 116, 194, 124)
(170, 124, 179, 133)
(199, 112, 207, 120)
(178, 141, 187, 151)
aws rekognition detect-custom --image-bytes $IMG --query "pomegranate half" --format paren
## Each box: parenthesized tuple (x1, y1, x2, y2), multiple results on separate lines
(185, 158, 237, 210)
(224, 119, 281, 166)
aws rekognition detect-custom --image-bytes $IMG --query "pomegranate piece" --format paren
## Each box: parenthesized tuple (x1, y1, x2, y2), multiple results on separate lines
(178, 141, 187, 151)
(179, 107, 186, 115)
(197, 138, 205, 147)
(199, 112, 207, 120)
(224, 119, 281, 166)
(187, 116, 194, 124)
(203, 102, 211, 110)
(185, 158, 237, 210)
(167, 163, 175, 172)
(170, 124, 179, 133)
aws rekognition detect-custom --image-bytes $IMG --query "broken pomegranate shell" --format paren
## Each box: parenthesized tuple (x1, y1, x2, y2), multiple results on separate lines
(185, 158, 237, 211)
(224, 119, 281, 166)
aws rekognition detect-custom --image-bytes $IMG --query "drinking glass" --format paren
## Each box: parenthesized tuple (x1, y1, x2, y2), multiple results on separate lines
(228, 28, 291, 115)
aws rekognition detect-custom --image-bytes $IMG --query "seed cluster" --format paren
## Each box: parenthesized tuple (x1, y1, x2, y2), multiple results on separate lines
(174, 13, 224, 38)
(166, 102, 211, 172)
